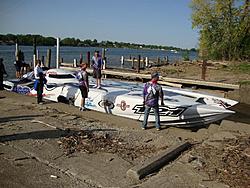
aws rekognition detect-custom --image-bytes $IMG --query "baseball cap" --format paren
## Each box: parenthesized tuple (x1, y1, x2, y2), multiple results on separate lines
(151, 72, 160, 79)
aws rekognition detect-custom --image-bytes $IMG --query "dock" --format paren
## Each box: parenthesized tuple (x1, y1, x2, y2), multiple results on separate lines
(59, 65, 240, 90)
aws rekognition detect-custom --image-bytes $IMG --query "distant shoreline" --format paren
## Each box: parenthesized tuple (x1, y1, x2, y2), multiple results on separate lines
(0, 34, 197, 52)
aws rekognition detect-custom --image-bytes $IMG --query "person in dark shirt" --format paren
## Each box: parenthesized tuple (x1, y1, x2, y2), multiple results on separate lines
(0, 58, 7, 90)
(36, 72, 46, 104)
(77, 62, 89, 111)
(91, 51, 103, 89)
(142, 72, 164, 131)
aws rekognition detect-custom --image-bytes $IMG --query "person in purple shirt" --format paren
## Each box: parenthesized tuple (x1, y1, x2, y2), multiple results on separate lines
(77, 62, 89, 111)
(91, 50, 103, 89)
(142, 72, 164, 130)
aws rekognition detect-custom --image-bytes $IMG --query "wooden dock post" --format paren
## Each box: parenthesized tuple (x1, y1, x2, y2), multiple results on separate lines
(87, 51, 90, 66)
(36, 49, 39, 60)
(157, 57, 160, 66)
(33, 37, 37, 68)
(102, 48, 107, 70)
(101, 48, 106, 59)
(15, 39, 19, 61)
(41, 56, 44, 67)
(137, 55, 141, 73)
(73, 59, 77, 67)
(121, 56, 124, 66)
(142, 57, 145, 69)
(56, 37, 60, 69)
(46, 49, 51, 68)
(132, 57, 135, 69)
(165, 55, 169, 63)
(80, 53, 83, 64)
(201, 60, 207, 80)
(145, 57, 149, 67)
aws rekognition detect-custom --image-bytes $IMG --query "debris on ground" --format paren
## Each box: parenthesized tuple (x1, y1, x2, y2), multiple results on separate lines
(191, 136, 250, 188)
(59, 130, 157, 162)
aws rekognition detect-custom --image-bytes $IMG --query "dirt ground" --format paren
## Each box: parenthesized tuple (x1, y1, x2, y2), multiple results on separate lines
(0, 90, 250, 188)
(144, 61, 250, 84)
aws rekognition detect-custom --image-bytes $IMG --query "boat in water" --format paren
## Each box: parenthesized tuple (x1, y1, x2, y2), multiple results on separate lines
(3, 69, 238, 127)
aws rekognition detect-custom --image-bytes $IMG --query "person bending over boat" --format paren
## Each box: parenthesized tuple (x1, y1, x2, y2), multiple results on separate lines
(0, 58, 8, 90)
(142, 72, 164, 131)
(14, 60, 22, 78)
(35, 72, 47, 104)
(77, 62, 89, 111)
(91, 50, 103, 89)
(34, 61, 46, 104)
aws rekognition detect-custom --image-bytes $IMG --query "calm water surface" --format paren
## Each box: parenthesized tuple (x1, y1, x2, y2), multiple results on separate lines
(0, 45, 197, 79)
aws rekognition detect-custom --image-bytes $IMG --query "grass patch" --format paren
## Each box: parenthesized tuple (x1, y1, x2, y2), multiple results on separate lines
(238, 80, 250, 85)
(229, 62, 250, 74)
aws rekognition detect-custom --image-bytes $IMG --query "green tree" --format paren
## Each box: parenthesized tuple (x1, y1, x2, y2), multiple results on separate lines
(190, 0, 250, 60)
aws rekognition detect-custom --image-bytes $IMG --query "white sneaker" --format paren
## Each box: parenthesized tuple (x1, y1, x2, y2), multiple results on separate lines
(93, 85, 97, 88)
(97, 85, 101, 89)
(79, 107, 87, 111)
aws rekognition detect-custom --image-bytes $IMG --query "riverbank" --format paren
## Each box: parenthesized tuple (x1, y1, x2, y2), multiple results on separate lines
(0, 91, 249, 187)
(144, 61, 250, 104)
(145, 61, 250, 84)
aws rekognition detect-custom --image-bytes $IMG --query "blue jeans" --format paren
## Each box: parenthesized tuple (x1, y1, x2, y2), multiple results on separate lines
(142, 105, 160, 129)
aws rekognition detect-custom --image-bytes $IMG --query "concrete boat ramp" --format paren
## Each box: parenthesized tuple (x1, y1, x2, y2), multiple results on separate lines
(0, 91, 249, 188)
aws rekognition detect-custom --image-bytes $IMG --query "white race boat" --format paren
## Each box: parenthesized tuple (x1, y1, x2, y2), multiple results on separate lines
(4, 69, 238, 127)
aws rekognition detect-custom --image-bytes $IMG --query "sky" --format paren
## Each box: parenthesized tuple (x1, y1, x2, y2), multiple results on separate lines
(0, 0, 199, 49)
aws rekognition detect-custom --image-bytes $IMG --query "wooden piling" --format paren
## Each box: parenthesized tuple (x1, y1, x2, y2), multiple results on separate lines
(121, 56, 124, 66)
(102, 48, 107, 70)
(137, 55, 141, 73)
(56, 38, 60, 69)
(101, 48, 106, 59)
(33, 37, 37, 68)
(80, 53, 83, 64)
(142, 57, 145, 69)
(15, 39, 19, 61)
(41, 56, 44, 66)
(46, 49, 51, 68)
(127, 142, 191, 181)
(201, 60, 207, 80)
(157, 57, 160, 66)
(132, 57, 135, 69)
(87, 51, 90, 66)
(36, 49, 39, 60)
(145, 57, 149, 67)
(73, 59, 77, 67)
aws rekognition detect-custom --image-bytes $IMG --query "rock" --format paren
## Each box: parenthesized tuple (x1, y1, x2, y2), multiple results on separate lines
(62, 115, 78, 120)
(243, 148, 250, 157)
(202, 132, 237, 148)
(50, 175, 58, 179)
(209, 132, 237, 141)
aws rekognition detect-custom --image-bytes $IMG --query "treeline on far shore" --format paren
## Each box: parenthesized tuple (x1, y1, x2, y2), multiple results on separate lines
(0, 34, 196, 52)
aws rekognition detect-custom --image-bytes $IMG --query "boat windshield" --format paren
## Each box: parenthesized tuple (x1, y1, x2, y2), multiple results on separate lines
(48, 74, 75, 79)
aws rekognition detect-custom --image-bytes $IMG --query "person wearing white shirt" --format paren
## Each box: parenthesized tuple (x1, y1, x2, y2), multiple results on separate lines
(34, 60, 43, 79)
(34, 60, 45, 104)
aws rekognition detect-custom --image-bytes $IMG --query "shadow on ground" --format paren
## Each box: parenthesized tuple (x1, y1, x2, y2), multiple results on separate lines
(226, 103, 250, 124)
(0, 129, 69, 142)
(0, 128, 118, 142)
(0, 115, 43, 123)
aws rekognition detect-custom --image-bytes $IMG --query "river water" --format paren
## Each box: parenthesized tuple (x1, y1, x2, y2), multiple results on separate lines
(0, 45, 197, 79)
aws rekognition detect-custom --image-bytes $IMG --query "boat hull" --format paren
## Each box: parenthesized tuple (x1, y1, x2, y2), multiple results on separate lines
(3, 69, 237, 127)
